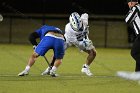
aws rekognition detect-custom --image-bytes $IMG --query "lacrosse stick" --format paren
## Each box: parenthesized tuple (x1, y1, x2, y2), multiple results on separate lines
(43, 56, 51, 67)
(0, 14, 3, 21)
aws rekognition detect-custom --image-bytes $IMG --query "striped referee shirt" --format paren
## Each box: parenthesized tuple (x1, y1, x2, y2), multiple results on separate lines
(125, 4, 140, 35)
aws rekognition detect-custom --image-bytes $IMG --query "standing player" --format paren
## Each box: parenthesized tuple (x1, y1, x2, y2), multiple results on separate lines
(18, 25, 65, 77)
(64, 12, 96, 76)
(117, 0, 140, 80)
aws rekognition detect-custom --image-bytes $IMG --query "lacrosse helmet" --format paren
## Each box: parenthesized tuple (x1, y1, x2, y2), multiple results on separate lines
(69, 12, 82, 31)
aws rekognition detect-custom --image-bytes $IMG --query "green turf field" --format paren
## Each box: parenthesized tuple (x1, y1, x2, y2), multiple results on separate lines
(0, 44, 139, 93)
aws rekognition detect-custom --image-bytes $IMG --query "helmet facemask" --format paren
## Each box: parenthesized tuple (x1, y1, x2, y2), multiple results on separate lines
(69, 12, 82, 31)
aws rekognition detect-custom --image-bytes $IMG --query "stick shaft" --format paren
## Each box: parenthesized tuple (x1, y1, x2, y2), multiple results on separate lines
(43, 56, 51, 67)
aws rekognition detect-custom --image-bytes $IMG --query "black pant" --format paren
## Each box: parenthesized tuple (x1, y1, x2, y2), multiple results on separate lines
(127, 26, 136, 43)
(131, 34, 140, 72)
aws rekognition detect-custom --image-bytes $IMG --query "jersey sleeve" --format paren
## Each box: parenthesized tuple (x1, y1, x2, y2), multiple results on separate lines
(28, 32, 39, 45)
(125, 6, 137, 24)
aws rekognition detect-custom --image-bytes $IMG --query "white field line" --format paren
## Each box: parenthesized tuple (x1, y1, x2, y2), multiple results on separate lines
(0, 74, 116, 78)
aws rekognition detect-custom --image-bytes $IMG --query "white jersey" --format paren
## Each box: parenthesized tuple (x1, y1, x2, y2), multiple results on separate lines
(64, 23, 88, 44)
(64, 13, 94, 50)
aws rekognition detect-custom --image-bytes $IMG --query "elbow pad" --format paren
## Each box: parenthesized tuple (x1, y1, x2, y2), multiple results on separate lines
(28, 32, 39, 45)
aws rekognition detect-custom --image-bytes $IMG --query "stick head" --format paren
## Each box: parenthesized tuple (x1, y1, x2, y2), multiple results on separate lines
(0, 14, 3, 22)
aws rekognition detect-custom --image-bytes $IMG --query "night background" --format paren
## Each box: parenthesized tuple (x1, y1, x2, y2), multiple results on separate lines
(0, 0, 132, 47)
(1, 0, 140, 92)
(0, 0, 128, 15)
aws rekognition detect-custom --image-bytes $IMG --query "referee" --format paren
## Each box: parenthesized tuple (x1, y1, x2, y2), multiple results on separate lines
(125, 0, 140, 72)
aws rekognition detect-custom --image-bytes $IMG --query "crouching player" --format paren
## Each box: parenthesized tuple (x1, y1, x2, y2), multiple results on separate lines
(41, 12, 96, 76)
(18, 25, 65, 77)
(64, 12, 97, 76)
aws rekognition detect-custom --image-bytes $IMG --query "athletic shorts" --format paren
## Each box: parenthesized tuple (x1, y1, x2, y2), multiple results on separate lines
(35, 36, 65, 59)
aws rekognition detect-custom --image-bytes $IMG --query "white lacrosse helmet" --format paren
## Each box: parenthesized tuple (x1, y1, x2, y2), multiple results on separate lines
(69, 12, 82, 31)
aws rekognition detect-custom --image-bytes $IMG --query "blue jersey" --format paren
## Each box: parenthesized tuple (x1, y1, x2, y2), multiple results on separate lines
(35, 25, 65, 58)
(35, 25, 63, 40)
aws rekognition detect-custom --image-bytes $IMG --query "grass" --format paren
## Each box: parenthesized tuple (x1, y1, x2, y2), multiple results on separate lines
(0, 44, 139, 93)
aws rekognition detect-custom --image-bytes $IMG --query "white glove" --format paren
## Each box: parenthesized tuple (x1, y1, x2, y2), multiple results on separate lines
(81, 13, 88, 27)
(83, 39, 92, 47)
(33, 45, 37, 50)
(81, 13, 88, 20)
(78, 39, 93, 50)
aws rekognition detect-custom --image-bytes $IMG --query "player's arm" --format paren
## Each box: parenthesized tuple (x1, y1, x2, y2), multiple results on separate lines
(125, 6, 137, 24)
(81, 13, 90, 37)
(28, 32, 39, 46)
(81, 13, 93, 49)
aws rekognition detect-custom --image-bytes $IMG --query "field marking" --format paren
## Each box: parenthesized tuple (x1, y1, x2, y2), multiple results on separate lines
(0, 74, 116, 78)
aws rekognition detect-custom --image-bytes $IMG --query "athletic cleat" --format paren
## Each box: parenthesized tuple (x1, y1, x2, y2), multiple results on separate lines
(117, 71, 140, 80)
(116, 71, 130, 79)
(41, 67, 52, 75)
(81, 67, 93, 76)
(50, 70, 59, 77)
(18, 70, 29, 76)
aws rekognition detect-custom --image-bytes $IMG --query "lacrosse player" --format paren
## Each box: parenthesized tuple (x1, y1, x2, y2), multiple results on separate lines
(64, 12, 97, 76)
(117, 0, 140, 80)
(42, 12, 96, 76)
(18, 25, 65, 77)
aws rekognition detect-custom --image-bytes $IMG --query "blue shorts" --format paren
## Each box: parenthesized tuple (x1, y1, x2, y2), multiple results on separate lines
(35, 36, 65, 59)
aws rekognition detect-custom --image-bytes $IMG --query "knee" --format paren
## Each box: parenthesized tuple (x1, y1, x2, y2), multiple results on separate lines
(89, 49, 97, 57)
(32, 52, 39, 60)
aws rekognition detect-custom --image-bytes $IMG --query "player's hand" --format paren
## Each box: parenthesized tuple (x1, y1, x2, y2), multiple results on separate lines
(83, 39, 92, 47)
(33, 45, 37, 50)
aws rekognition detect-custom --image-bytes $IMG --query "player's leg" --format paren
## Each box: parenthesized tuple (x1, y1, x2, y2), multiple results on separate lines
(81, 48, 96, 76)
(49, 38, 65, 77)
(50, 59, 62, 77)
(42, 41, 67, 75)
(76, 40, 96, 76)
(18, 37, 51, 76)
(131, 36, 140, 72)
(41, 56, 55, 75)
(84, 48, 97, 65)
(18, 52, 39, 76)
(116, 36, 140, 80)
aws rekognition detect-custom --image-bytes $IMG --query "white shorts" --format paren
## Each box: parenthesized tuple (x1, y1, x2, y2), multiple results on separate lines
(64, 40, 95, 51)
